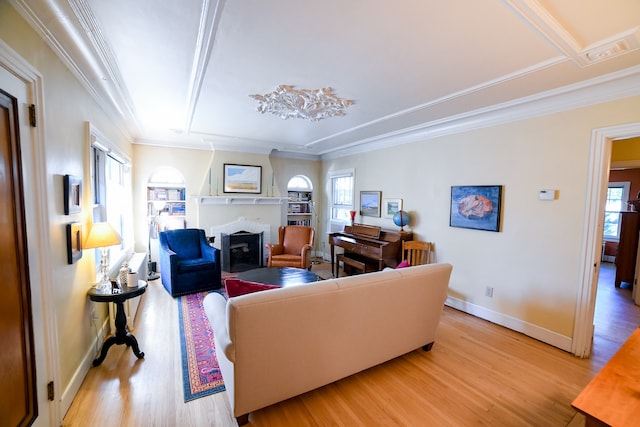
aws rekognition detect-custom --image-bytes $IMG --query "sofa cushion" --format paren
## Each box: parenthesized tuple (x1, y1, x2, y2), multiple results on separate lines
(225, 278, 280, 298)
(270, 254, 303, 262)
(177, 258, 217, 273)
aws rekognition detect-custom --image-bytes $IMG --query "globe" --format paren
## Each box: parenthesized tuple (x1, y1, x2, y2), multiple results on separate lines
(393, 210, 410, 231)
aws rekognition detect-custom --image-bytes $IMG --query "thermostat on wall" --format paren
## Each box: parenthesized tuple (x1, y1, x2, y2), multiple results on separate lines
(539, 189, 556, 200)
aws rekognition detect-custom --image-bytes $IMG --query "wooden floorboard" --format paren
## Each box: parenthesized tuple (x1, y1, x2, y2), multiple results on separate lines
(62, 262, 639, 426)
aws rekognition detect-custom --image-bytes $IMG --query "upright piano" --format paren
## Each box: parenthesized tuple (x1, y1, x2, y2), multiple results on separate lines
(328, 223, 413, 277)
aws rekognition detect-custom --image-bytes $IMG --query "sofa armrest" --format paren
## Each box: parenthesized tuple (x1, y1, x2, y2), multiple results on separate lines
(203, 292, 235, 361)
(200, 240, 220, 262)
(266, 243, 284, 256)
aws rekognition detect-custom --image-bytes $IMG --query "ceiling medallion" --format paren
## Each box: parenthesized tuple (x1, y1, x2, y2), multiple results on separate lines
(250, 85, 354, 121)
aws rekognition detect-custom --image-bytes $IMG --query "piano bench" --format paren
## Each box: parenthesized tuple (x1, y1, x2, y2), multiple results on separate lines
(337, 253, 379, 276)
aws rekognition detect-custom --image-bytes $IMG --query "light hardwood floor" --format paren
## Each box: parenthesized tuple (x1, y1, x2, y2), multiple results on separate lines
(62, 262, 639, 426)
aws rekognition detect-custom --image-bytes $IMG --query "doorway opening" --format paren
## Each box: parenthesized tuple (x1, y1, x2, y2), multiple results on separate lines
(576, 123, 640, 358)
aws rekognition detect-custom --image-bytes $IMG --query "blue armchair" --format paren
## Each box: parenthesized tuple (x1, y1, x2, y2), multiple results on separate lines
(158, 228, 222, 297)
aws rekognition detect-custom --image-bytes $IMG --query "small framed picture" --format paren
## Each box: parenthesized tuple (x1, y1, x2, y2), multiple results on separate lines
(360, 191, 382, 217)
(66, 222, 83, 264)
(64, 174, 82, 215)
(223, 164, 262, 194)
(383, 198, 402, 218)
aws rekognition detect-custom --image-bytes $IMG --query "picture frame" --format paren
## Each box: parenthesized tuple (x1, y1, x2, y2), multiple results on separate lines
(223, 164, 262, 194)
(64, 174, 82, 215)
(66, 222, 83, 264)
(383, 198, 402, 218)
(450, 185, 503, 232)
(360, 191, 382, 217)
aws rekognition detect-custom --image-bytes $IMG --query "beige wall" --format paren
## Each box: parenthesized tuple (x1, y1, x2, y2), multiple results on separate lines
(323, 96, 640, 342)
(0, 0, 133, 405)
(132, 147, 322, 252)
(4, 0, 640, 417)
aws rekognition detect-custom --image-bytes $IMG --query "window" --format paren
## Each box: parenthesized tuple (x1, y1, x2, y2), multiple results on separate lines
(287, 175, 312, 191)
(329, 169, 354, 222)
(89, 124, 132, 271)
(603, 181, 631, 241)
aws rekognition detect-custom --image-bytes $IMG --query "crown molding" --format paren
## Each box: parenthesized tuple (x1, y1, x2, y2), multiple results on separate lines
(183, 0, 226, 132)
(10, 0, 138, 141)
(321, 65, 640, 160)
(503, 0, 640, 66)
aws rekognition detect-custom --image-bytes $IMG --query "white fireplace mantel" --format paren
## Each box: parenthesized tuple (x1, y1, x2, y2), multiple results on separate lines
(194, 196, 289, 205)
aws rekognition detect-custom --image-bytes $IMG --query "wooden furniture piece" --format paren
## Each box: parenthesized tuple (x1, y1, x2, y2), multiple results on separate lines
(571, 327, 640, 426)
(87, 283, 147, 366)
(266, 225, 315, 269)
(402, 240, 433, 266)
(237, 267, 319, 286)
(329, 223, 412, 277)
(107, 252, 147, 334)
(615, 211, 640, 287)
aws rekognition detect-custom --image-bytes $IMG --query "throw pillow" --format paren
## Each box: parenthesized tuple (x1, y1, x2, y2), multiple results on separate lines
(224, 278, 280, 298)
(396, 259, 411, 268)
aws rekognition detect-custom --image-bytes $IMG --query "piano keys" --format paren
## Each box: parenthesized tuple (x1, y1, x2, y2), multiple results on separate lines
(328, 224, 413, 277)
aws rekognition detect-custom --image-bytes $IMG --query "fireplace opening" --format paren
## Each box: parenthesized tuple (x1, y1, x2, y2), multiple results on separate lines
(221, 231, 263, 273)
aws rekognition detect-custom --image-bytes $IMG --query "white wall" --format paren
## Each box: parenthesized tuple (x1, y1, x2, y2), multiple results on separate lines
(132, 147, 322, 253)
(322, 95, 640, 348)
(0, 1, 133, 410)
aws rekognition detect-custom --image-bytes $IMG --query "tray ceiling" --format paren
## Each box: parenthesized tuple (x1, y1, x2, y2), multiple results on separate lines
(11, 0, 640, 158)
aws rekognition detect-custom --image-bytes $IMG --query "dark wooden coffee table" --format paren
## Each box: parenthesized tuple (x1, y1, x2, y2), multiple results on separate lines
(237, 267, 319, 287)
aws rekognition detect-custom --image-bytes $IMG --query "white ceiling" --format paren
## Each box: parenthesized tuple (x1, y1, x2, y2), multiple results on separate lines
(12, 0, 640, 158)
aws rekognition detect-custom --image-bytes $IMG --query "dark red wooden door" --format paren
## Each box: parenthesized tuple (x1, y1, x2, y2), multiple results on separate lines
(0, 90, 37, 426)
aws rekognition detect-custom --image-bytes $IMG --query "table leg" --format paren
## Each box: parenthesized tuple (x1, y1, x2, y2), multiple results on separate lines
(93, 301, 145, 366)
(330, 244, 336, 277)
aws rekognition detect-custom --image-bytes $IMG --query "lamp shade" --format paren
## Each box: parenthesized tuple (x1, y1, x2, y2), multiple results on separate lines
(83, 222, 122, 249)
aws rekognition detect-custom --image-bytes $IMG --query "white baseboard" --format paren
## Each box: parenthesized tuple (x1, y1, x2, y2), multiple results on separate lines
(445, 296, 573, 353)
(60, 317, 109, 418)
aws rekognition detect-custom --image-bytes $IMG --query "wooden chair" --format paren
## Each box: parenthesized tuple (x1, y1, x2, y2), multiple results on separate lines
(402, 240, 433, 266)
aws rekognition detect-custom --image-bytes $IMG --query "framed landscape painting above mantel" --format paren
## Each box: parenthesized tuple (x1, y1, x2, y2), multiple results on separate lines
(223, 164, 262, 194)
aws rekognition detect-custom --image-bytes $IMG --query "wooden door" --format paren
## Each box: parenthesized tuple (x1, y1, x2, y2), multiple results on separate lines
(0, 90, 37, 425)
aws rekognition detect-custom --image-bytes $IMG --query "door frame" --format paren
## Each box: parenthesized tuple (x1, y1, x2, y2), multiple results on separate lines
(0, 40, 60, 425)
(574, 121, 640, 357)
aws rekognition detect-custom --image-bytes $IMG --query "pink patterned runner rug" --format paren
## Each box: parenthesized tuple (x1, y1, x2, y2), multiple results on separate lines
(178, 289, 226, 402)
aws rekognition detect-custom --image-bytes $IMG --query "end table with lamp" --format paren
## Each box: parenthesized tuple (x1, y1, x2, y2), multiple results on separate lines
(84, 222, 146, 365)
(87, 283, 147, 366)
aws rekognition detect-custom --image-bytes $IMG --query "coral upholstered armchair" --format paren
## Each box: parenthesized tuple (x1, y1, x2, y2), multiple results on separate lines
(266, 226, 315, 270)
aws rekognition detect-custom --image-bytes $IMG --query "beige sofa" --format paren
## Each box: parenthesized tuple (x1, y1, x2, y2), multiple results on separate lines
(202, 263, 453, 425)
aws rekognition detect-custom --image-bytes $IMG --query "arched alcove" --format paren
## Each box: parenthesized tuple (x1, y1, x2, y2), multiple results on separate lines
(287, 175, 313, 226)
(147, 167, 186, 277)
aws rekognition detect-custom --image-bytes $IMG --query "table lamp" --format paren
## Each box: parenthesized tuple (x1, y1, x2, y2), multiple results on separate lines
(84, 222, 122, 292)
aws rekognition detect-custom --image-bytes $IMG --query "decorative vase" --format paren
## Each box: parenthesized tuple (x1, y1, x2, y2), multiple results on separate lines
(119, 262, 129, 287)
(349, 210, 356, 225)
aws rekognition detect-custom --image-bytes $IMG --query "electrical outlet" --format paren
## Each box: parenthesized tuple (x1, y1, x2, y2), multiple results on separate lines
(485, 286, 494, 298)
